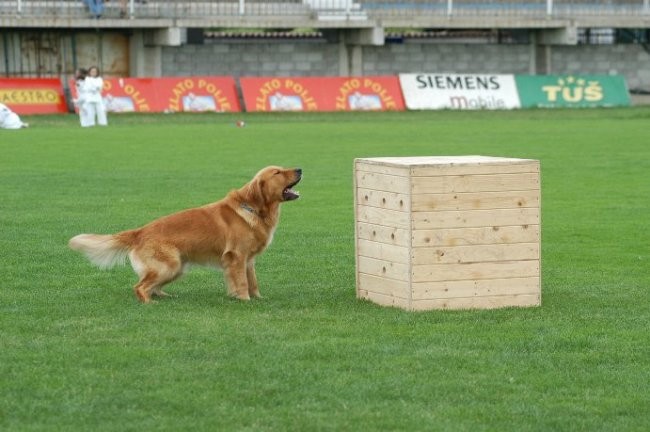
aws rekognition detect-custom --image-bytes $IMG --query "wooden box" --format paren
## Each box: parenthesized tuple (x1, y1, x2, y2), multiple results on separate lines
(354, 156, 541, 311)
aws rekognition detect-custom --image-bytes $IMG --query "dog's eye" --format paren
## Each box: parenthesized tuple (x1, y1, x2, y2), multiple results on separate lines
(273, 170, 280, 175)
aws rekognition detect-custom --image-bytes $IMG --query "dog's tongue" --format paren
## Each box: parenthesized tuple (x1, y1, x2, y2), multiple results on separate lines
(283, 187, 300, 201)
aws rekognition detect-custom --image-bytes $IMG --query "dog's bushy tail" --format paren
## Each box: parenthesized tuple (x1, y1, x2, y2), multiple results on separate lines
(68, 233, 132, 269)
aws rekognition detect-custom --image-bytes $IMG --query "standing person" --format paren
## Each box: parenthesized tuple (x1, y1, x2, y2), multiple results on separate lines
(119, 0, 127, 17)
(84, 66, 108, 127)
(0, 103, 29, 129)
(84, 0, 104, 18)
(73, 68, 90, 127)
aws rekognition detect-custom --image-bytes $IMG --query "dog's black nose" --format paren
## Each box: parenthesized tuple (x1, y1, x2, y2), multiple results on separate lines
(295, 168, 302, 177)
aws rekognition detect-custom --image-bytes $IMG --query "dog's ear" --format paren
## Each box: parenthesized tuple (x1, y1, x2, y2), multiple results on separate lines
(250, 178, 266, 205)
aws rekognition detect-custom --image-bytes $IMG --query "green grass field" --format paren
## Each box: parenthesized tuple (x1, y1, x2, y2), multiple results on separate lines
(2, 108, 650, 431)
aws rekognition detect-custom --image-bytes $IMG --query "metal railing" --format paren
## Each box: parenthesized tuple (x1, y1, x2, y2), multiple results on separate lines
(0, 0, 648, 21)
(363, 0, 650, 16)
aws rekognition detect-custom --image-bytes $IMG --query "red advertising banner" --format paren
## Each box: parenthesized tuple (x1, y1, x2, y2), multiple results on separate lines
(155, 77, 241, 113)
(0, 78, 67, 114)
(240, 76, 405, 112)
(70, 76, 241, 113)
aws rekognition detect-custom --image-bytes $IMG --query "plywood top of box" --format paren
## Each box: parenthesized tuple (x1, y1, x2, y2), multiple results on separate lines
(356, 156, 538, 168)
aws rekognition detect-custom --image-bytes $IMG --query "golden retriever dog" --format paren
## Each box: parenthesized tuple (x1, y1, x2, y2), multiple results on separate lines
(69, 166, 302, 303)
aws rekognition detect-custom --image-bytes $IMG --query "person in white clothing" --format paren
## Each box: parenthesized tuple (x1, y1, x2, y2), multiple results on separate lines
(73, 68, 90, 127)
(82, 66, 108, 127)
(0, 103, 29, 129)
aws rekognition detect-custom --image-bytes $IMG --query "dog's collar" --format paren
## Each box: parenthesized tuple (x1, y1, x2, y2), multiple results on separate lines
(240, 202, 259, 217)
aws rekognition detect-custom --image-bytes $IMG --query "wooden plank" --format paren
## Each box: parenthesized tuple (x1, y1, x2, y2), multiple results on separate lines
(360, 290, 411, 310)
(357, 156, 537, 169)
(354, 159, 360, 300)
(358, 256, 410, 281)
(411, 173, 539, 194)
(358, 239, 410, 264)
(355, 161, 410, 177)
(357, 205, 410, 229)
(412, 243, 539, 265)
(411, 277, 540, 300)
(412, 208, 539, 230)
(412, 225, 540, 247)
(358, 273, 409, 299)
(357, 222, 410, 247)
(410, 294, 540, 311)
(356, 171, 411, 194)
(411, 162, 539, 177)
(357, 188, 411, 212)
(411, 190, 540, 212)
(412, 260, 539, 282)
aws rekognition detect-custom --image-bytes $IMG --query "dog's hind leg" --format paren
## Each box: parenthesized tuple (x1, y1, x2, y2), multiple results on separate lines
(133, 272, 160, 303)
(129, 248, 182, 303)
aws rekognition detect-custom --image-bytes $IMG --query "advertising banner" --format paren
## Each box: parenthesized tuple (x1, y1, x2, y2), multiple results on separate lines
(240, 76, 405, 112)
(399, 73, 521, 110)
(0, 78, 67, 114)
(70, 76, 241, 113)
(515, 75, 630, 108)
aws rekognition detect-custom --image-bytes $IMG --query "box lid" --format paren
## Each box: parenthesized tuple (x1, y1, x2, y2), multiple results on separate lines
(356, 155, 538, 168)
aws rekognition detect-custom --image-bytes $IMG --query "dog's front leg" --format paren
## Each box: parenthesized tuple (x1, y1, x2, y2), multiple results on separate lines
(246, 259, 261, 299)
(222, 250, 250, 300)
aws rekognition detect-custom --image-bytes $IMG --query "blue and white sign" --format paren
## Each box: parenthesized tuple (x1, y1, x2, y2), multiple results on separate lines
(399, 73, 521, 110)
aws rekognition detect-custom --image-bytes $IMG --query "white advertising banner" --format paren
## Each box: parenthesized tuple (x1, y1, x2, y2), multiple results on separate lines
(399, 73, 521, 110)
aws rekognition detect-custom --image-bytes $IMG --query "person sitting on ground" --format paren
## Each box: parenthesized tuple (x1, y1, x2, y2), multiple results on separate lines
(0, 103, 29, 129)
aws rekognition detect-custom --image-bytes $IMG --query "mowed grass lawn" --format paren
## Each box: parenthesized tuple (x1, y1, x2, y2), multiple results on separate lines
(1, 108, 649, 431)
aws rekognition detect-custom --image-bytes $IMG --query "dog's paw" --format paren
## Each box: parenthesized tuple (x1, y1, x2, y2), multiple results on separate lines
(227, 291, 251, 301)
(152, 289, 173, 298)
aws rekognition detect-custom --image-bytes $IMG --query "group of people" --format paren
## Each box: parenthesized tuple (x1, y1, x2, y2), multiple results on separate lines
(74, 66, 108, 127)
(0, 65, 106, 131)
(84, 0, 146, 19)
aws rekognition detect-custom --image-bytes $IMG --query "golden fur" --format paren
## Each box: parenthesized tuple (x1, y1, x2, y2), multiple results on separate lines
(69, 166, 302, 302)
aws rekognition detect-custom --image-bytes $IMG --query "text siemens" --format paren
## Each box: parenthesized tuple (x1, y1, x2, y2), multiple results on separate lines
(417, 75, 501, 91)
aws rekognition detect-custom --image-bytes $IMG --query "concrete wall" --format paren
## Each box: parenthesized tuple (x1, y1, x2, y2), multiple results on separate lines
(161, 40, 340, 78)
(551, 44, 650, 91)
(362, 43, 533, 75)
(161, 39, 650, 91)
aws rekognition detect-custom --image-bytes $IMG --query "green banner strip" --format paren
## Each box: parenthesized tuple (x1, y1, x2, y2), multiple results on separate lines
(515, 75, 630, 108)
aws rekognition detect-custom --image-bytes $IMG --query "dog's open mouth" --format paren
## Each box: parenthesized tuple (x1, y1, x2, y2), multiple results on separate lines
(283, 179, 301, 201)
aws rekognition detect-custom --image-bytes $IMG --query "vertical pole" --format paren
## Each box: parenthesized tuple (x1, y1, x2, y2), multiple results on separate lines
(17, 0, 22, 14)
(239, 0, 245, 15)
(447, 0, 453, 16)
(547, 0, 553, 15)
(339, 32, 349, 76)
(644, 0, 649, 14)
(2, 31, 9, 76)
(529, 31, 537, 75)
(71, 33, 78, 73)
(130, 0, 135, 18)
(18, 32, 23, 76)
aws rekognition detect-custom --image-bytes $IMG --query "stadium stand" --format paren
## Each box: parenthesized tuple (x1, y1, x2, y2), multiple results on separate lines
(0, 0, 648, 25)
(1, 0, 649, 99)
